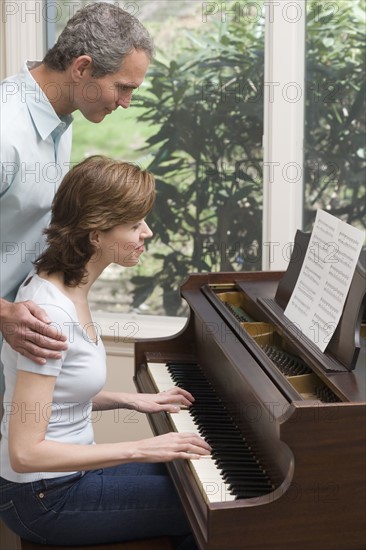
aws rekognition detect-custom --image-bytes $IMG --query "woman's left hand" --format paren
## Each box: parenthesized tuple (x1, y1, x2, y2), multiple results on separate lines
(127, 387, 195, 414)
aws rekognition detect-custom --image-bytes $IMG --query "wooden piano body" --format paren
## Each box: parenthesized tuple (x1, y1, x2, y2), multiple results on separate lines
(134, 233, 366, 550)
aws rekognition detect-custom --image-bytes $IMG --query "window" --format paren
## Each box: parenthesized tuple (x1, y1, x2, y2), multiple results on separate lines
(7, 2, 361, 321)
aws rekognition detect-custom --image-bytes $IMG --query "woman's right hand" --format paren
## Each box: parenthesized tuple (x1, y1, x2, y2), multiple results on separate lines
(131, 432, 212, 462)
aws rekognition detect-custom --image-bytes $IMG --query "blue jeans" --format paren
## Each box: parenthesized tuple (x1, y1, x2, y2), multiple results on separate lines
(0, 464, 197, 549)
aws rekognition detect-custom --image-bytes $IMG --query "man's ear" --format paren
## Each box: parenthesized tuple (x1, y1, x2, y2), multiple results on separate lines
(71, 56, 93, 81)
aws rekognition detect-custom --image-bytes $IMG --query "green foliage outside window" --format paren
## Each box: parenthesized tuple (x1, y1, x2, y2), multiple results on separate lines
(129, 1, 365, 315)
(304, 0, 365, 229)
(132, 11, 265, 315)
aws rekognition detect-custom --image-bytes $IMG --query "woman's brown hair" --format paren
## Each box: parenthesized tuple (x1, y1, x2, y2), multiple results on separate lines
(34, 155, 155, 286)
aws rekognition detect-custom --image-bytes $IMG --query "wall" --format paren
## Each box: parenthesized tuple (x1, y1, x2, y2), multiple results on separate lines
(93, 338, 153, 444)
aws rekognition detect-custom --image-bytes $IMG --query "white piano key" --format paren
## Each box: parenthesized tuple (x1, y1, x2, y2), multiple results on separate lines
(147, 362, 174, 392)
(147, 362, 236, 503)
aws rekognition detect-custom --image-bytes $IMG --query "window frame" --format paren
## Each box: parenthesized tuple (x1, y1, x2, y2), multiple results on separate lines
(262, 0, 305, 270)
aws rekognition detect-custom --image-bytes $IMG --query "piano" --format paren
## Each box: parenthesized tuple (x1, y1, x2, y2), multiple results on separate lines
(134, 230, 366, 550)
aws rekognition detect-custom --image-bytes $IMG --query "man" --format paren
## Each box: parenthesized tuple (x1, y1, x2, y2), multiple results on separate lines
(0, 2, 153, 365)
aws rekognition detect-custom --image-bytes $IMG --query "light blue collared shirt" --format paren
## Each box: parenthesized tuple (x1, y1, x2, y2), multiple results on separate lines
(0, 61, 73, 302)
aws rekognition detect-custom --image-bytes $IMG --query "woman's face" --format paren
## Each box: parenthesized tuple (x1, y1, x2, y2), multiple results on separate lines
(95, 219, 153, 268)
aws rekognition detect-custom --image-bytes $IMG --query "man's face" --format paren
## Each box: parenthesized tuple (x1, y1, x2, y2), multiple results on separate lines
(76, 49, 150, 123)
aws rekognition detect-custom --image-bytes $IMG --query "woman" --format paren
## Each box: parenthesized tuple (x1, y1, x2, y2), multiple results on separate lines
(0, 156, 210, 549)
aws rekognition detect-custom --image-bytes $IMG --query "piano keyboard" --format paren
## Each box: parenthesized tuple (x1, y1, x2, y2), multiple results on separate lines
(147, 361, 274, 503)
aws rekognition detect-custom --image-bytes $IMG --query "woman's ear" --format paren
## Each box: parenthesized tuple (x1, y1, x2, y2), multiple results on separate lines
(89, 230, 101, 247)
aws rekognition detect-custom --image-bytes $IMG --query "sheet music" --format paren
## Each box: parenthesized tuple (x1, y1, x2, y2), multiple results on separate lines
(284, 210, 364, 352)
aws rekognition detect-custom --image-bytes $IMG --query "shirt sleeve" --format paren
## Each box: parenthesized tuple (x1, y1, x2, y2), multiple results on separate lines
(15, 302, 73, 377)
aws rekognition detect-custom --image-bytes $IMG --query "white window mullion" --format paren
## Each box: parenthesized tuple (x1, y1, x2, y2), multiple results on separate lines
(262, 0, 306, 270)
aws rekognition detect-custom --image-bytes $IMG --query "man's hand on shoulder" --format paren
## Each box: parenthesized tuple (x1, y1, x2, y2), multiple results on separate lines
(0, 299, 68, 364)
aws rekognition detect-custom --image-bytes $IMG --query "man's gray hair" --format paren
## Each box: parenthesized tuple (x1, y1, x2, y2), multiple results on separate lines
(43, 2, 154, 77)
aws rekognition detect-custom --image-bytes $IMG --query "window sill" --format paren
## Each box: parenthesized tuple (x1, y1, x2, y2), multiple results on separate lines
(92, 310, 187, 344)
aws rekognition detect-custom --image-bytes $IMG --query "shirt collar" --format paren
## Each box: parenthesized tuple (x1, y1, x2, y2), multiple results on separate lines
(21, 61, 73, 141)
